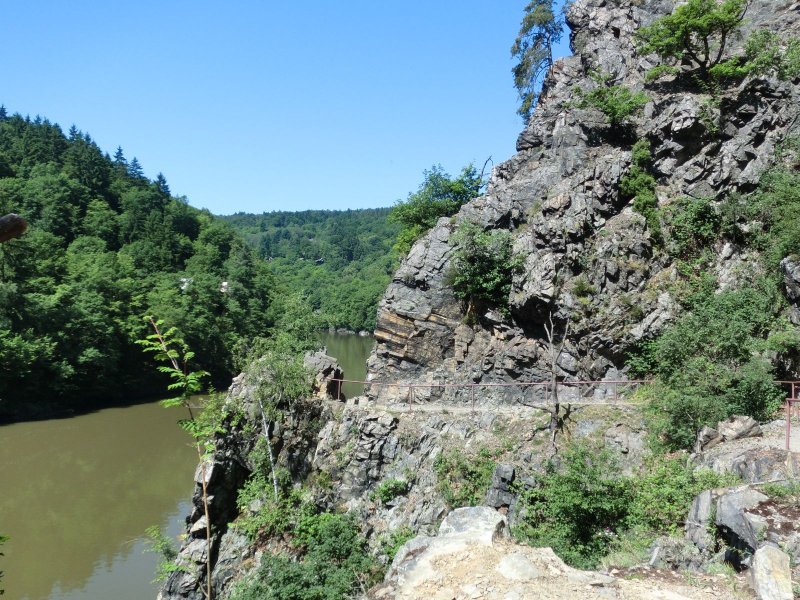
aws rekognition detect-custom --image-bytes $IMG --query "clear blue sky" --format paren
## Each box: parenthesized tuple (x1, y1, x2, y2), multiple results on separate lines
(1, 1, 571, 214)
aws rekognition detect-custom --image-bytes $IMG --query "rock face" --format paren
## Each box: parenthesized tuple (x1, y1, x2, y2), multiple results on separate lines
(750, 545, 794, 600)
(157, 358, 337, 600)
(367, 0, 800, 400)
(370, 506, 741, 600)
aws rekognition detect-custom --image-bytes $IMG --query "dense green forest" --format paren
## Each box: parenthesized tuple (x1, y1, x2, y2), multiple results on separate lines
(221, 209, 398, 332)
(0, 109, 274, 419)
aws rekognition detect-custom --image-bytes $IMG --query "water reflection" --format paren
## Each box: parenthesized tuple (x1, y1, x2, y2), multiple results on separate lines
(0, 402, 197, 600)
(318, 332, 374, 398)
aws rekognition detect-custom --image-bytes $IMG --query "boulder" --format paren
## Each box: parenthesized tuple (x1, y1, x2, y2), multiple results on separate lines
(750, 545, 793, 600)
(715, 487, 769, 553)
(304, 351, 344, 400)
(717, 416, 762, 442)
(484, 464, 516, 510)
(694, 426, 723, 453)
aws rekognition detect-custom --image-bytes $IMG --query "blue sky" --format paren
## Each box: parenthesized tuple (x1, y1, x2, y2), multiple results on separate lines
(1, 1, 571, 214)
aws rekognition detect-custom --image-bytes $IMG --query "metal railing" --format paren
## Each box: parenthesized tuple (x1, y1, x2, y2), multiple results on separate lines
(328, 378, 800, 450)
(329, 378, 650, 408)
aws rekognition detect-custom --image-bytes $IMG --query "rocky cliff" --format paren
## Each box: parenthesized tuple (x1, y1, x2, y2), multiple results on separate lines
(368, 0, 800, 400)
(158, 1, 800, 598)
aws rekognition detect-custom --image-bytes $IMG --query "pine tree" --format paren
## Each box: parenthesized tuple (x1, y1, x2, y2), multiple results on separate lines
(511, 0, 563, 122)
(155, 172, 170, 196)
(128, 156, 144, 179)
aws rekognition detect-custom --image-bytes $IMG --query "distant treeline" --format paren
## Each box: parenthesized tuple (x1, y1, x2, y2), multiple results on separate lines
(221, 209, 399, 332)
(0, 109, 274, 419)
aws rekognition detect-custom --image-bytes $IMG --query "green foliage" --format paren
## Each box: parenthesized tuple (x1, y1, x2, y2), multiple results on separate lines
(626, 142, 800, 451)
(743, 154, 800, 271)
(644, 64, 681, 83)
(389, 165, 482, 256)
(760, 480, 800, 500)
(708, 30, 800, 81)
(511, 0, 564, 121)
(620, 140, 660, 238)
(572, 276, 595, 299)
(514, 443, 631, 569)
(137, 317, 209, 407)
(0, 112, 275, 418)
(221, 208, 398, 332)
(434, 447, 496, 508)
(380, 526, 415, 562)
(235, 478, 314, 542)
(628, 284, 786, 450)
(626, 455, 738, 533)
(637, 0, 749, 78)
(448, 221, 518, 313)
(370, 478, 410, 505)
(662, 197, 720, 258)
(514, 444, 739, 569)
(144, 525, 184, 583)
(229, 508, 379, 600)
(575, 73, 649, 128)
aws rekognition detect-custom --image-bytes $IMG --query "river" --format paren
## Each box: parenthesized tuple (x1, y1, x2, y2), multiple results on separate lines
(0, 333, 373, 600)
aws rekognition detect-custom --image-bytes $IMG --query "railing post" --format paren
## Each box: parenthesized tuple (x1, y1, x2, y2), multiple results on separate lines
(787, 399, 791, 452)
(337, 379, 342, 402)
(471, 384, 475, 413)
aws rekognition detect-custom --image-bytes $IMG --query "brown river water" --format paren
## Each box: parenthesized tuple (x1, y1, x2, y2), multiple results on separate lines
(0, 333, 373, 600)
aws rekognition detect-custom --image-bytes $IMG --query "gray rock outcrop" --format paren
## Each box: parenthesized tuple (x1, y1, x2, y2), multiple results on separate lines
(750, 545, 794, 600)
(367, 0, 800, 401)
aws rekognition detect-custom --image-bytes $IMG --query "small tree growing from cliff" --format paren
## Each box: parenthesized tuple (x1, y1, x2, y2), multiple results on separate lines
(637, 0, 750, 80)
(512, 0, 564, 122)
(448, 221, 519, 316)
(575, 72, 650, 130)
(389, 164, 483, 256)
(138, 317, 216, 600)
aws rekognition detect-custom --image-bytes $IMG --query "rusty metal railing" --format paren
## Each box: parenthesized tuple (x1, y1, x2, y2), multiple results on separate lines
(329, 378, 800, 448)
(330, 378, 651, 408)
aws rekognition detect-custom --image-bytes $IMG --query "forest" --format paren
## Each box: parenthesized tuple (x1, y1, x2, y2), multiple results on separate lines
(0, 109, 275, 419)
(222, 209, 398, 332)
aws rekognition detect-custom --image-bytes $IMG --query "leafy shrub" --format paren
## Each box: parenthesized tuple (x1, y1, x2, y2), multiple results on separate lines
(761, 480, 800, 500)
(389, 165, 482, 255)
(380, 526, 416, 562)
(514, 443, 631, 569)
(709, 30, 800, 81)
(620, 139, 660, 238)
(434, 447, 496, 508)
(229, 513, 379, 600)
(629, 284, 786, 450)
(514, 444, 740, 569)
(572, 276, 595, 299)
(144, 525, 185, 583)
(448, 222, 518, 314)
(575, 73, 649, 127)
(370, 478, 410, 505)
(745, 160, 800, 271)
(626, 455, 739, 533)
(663, 196, 720, 258)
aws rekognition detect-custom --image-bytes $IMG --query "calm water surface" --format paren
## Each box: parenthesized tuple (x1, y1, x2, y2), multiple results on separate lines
(0, 334, 373, 600)
(0, 402, 197, 600)
(318, 332, 375, 398)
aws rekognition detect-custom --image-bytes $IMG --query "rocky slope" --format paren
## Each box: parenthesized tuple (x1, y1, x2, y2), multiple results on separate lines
(367, 0, 800, 400)
(371, 507, 750, 600)
(158, 1, 800, 598)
